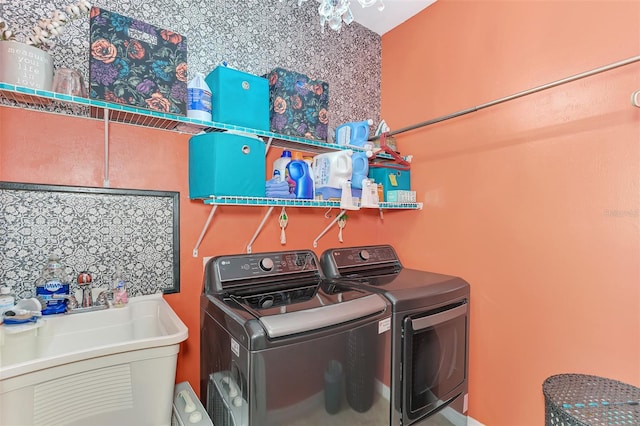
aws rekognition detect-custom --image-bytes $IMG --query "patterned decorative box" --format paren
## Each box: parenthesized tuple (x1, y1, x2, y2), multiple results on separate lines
(189, 132, 266, 199)
(205, 66, 269, 130)
(266, 68, 329, 141)
(89, 7, 188, 115)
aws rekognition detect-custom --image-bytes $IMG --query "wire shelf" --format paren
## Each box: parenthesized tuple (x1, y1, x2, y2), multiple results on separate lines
(202, 196, 423, 210)
(0, 82, 396, 158)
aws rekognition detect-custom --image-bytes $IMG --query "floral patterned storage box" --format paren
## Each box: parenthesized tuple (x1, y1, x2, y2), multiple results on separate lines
(266, 68, 329, 141)
(89, 7, 188, 115)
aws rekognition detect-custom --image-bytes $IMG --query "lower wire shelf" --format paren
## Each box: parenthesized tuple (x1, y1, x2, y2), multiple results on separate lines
(193, 196, 423, 256)
(202, 196, 423, 210)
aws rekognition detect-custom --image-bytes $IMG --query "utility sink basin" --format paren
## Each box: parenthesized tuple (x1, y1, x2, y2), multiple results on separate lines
(0, 293, 188, 426)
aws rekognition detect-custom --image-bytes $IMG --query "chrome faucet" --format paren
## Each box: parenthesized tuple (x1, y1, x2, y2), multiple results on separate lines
(80, 284, 93, 308)
(77, 271, 94, 308)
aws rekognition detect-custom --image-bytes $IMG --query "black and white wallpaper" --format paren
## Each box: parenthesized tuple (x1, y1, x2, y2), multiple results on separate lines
(0, 0, 382, 133)
(0, 183, 180, 299)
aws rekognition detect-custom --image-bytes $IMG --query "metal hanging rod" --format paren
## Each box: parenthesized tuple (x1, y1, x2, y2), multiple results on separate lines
(384, 55, 640, 138)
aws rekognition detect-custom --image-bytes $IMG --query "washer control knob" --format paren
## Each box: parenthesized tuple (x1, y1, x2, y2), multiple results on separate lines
(259, 257, 274, 271)
(359, 249, 370, 261)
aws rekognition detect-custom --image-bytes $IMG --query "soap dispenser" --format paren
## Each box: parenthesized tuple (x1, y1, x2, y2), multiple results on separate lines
(112, 270, 128, 308)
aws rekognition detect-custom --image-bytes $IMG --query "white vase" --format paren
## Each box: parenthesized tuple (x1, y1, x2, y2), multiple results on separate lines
(0, 41, 54, 91)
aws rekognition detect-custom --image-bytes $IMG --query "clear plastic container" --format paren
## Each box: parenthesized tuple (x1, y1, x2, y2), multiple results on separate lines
(0, 286, 16, 316)
(35, 254, 70, 315)
(112, 270, 129, 308)
(187, 72, 212, 121)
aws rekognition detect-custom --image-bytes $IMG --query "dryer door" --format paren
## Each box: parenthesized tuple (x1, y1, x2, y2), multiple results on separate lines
(402, 301, 468, 424)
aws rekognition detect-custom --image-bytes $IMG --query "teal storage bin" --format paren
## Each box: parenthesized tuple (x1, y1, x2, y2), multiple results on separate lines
(205, 66, 269, 130)
(368, 166, 411, 200)
(189, 132, 266, 199)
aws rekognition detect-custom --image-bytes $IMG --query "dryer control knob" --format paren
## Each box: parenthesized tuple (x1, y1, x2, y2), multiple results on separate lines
(359, 249, 370, 261)
(259, 257, 274, 271)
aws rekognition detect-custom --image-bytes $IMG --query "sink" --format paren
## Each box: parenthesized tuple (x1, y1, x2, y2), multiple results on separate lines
(0, 294, 188, 426)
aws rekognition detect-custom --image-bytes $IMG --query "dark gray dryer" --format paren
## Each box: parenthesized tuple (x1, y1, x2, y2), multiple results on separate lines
(320, 244, 470, 426)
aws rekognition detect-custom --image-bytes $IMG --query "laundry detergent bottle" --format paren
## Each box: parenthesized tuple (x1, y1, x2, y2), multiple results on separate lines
(335, 119, 373, 147)
(287, 159, 314, 199)
(313, 150, 353, 199)
(272, 150, 292, 183)
(351, 152, 369, 190)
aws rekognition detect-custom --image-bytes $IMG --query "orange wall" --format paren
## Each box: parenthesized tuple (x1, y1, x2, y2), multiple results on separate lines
(382, 1, 639, 424)
(0, 107, 403, 395)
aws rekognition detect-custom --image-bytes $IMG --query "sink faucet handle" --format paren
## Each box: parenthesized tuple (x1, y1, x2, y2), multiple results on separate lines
(65, 294, 79, 311)
(95, 289, 113, 307)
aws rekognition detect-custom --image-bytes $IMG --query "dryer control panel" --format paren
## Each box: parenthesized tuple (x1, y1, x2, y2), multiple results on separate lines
(320, 245, 402, 278)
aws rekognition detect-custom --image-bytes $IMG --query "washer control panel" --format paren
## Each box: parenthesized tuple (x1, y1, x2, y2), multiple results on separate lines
(214, 250, 319, 283)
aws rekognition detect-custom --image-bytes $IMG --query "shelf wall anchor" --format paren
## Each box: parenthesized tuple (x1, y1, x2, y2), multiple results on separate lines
(632, 89, 640, 108)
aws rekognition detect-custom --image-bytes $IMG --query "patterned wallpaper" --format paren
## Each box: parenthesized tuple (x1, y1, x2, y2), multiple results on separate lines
(0, 0, 382, 134)
(0, 0, 382, 300)
(0, 183, 180, 300)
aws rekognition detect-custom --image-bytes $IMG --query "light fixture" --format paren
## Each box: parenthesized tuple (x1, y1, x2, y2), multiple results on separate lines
(298, 0, 385, 32)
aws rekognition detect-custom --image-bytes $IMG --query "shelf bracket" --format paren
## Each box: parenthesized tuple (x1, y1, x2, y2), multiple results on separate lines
(313, 210, 347, 248)
(264, 137, 273, 155)
(193, 204, 219, 257)
(247, 206, 275, 254)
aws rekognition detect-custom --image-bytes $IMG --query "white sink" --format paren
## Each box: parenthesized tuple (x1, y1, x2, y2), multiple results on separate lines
(0, 294, 188, 426)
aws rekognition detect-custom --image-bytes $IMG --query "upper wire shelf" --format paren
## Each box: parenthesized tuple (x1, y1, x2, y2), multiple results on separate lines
(0, 82, 396, 158)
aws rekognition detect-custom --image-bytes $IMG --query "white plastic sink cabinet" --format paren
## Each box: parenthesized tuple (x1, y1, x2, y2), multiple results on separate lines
(0, 294, 188, 426)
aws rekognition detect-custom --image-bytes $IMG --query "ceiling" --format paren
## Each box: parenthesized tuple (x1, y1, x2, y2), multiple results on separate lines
(350, 0, 437, 35)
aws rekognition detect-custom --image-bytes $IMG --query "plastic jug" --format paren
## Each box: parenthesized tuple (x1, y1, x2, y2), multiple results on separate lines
(273, 150, 292, 183)
(351, 152, 369, 190)
(187, 72, 212, 121)
(313, 150, 353, 200)
(335, 119, 373, 147)
(303, 155, 315, 197)
(287, 160, 314, 199)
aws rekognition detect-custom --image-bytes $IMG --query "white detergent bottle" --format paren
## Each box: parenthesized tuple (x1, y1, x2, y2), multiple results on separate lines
(187, 72, 212, 121)
(313, 150, 353, 200)
(272, 150, 292, 183)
